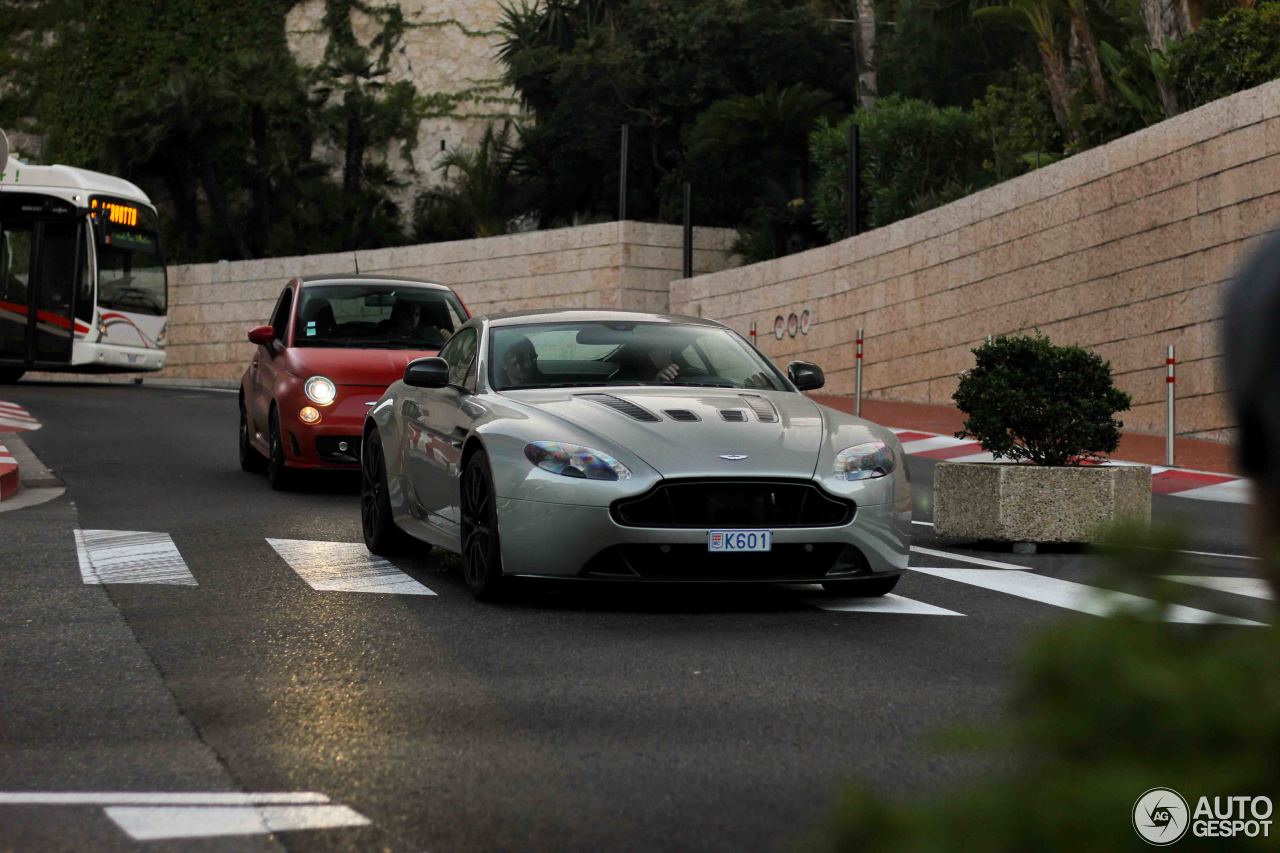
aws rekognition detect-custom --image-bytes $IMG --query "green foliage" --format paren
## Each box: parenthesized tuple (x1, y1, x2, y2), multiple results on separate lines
(971, 66, 1063, 180)
(1168, 2, 1280, 111)
(413, 121, 522, 240)
(953, 333, 1131, 466)
(495, 0, 854, 227)
(810, 97, 987, 240)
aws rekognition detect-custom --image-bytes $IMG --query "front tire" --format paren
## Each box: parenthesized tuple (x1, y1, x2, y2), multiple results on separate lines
(361, 431, 417, 556)
(460, 449, 507, 601)
(822, 575, 901, 597)
(266, 408, 292, 491)
(239, 401, 267, 472)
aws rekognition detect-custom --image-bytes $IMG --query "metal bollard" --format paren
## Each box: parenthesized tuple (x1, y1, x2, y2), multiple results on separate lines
(985, 335, 993, 345)
(1166, 345, 1176, 468)
(855, 328, 864, 418)
(749, 320, 757, 348)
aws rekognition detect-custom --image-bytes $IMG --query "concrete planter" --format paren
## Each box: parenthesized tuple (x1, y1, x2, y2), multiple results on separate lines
(933, 462, 1151, 544)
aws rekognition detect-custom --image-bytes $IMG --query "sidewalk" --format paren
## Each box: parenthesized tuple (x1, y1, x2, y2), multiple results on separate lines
(812, 395, 1238, 476)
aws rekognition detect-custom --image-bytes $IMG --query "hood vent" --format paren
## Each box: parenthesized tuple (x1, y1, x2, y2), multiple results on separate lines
(740, 395, 778, 423)
(719, 409, 748, 422)
(577, 393, 660, 422)
(664, 409, 700, 422)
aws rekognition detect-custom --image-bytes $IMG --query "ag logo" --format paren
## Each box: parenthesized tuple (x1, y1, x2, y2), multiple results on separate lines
(1134, 788, 1190, 845)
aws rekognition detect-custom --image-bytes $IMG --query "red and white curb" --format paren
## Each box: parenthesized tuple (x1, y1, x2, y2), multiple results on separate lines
(0, 442, 17, 501)
(0, 400, 40, 432)
(890, 429, 1249, 504)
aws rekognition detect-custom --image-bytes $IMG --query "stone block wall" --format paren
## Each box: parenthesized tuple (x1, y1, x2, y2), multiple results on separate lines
(162, 222, 737, 381)
(671, 80, 1280, 440)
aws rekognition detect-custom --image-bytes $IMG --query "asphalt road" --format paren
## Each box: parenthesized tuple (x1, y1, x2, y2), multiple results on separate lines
(0, 382, 1267, 851)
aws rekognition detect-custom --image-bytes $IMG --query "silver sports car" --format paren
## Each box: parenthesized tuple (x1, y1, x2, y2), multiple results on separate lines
(360, 310, 911, 600)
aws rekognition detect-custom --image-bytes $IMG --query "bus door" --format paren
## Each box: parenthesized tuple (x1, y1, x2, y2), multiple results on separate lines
(0, 194, 83, 366)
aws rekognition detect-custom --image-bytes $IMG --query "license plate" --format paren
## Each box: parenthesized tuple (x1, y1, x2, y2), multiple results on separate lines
(707, 530, 772, 552)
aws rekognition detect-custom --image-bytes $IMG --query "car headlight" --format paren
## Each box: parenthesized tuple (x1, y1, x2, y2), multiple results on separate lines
(304, 375, 337, 406)
(524, 441, 631, 481)
(833, 441, 895, 481)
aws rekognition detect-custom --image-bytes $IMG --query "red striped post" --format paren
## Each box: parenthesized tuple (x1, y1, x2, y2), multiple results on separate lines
(855, 328, 864, 418)
(1166, 345, 1176, 468)
(749, 320, 757, 348)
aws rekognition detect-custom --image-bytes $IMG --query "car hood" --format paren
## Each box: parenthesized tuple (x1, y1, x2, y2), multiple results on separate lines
(500, 387, 827, 478)
(287, 346, 439, 387)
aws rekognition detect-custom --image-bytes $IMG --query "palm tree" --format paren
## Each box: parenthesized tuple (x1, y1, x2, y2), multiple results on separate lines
(975, 0, 1073, 137)
(1065, 0, 1111, 104)
(421, 121, 520, 239)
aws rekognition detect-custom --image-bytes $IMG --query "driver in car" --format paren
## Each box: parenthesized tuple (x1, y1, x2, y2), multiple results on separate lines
(500, 336, 544, 387)
(611, 344, 681, 383)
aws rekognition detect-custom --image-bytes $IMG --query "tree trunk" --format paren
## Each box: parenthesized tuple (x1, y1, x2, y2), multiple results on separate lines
(1038, 42, 1073, 139)
(854, 0, 878, 110)
(1141, 0, 1191, 114)
(1070, 7, 1111, 105)
(342, 90, 366, 199)
(199, 161, 253, 261)
(247, 104, 270, 259)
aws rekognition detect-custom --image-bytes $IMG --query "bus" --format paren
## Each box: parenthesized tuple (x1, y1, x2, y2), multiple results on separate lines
(0, 129, 167, 383)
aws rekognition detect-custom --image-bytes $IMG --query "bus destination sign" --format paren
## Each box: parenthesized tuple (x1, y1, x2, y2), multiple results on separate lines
(91, 197, 139, 227)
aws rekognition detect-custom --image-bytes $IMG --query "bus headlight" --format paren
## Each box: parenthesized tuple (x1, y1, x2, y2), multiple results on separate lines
(833, 442, 895, 481)
(304, 375, 337, 406)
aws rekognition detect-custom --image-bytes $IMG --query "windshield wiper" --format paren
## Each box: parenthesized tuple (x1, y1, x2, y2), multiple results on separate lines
(670, 380, 736, 388)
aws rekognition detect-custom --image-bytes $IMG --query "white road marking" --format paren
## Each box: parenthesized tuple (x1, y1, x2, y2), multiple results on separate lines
(1146, 546, 1260, 562)
(803, 591, 963, 616)
(0, 792, 331, 805)
(909, 567, 1264, 625)
(910, 545, 1029, 571)
(104, 805, 370, 841)
(945, 451, 998, 463)
(74, 530, 196, 586)
(1165, 575, 1274, 600)
(898, 435, 972, 454)
(1171, 479, 1253, 504)
(911, 520, 935, 527)
(267, 538, 436, 595)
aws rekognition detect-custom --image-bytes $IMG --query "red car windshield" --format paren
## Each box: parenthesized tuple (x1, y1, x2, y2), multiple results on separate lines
(294, 283, 467, 349)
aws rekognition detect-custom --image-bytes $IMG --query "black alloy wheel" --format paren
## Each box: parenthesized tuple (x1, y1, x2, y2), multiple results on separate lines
(361, 431, 418, 556)
(822, 575, 901, 597)
(460, 449, 506, 601)
(266, 408, 292, 491)
(239, 401, 267, 472)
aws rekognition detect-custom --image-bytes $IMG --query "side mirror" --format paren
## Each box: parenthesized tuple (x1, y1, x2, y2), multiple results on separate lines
(788, 361, 825, 392)
(248, 325, 276, 347)
(404, 357, 450, 389)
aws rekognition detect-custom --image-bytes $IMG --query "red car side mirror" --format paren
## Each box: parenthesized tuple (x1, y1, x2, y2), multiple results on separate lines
(248, 325, 276, 347)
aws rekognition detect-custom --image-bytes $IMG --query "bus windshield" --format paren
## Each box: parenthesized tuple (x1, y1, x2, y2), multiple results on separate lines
(97, 241, 166, 316)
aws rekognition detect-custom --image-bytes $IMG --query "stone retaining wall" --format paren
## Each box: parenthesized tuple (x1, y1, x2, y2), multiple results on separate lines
(162, 222, 737, 381)
(672, 80, 1280, 440)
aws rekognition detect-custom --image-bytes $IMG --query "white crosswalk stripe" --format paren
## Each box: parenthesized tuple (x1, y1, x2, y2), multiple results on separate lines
(909, 566, 1265, 625)
(267, 538, 436, 595)
(1165, 575, 1273, 600)
(794, 587, 963, 616)
(74, 530, 197, 586)
(104, 804, 371, 841)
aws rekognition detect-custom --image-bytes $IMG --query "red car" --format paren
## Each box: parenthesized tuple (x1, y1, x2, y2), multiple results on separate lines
(239, 274, 469, 489)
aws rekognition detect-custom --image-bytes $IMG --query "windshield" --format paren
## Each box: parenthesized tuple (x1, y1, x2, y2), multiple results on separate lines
(489, 321, 789, 392)
(97, 240, 166, 316)
(294, 282, 467, 349)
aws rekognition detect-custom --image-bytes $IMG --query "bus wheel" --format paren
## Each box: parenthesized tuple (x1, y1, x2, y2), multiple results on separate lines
(0, 368, 25, 384)
(266, 409, 293, 491)
(239, 401, 267, 473)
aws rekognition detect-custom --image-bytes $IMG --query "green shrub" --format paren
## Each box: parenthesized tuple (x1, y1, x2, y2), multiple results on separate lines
(971, 66, 1063, 180)
(1168, 2, 1280, 110)
(810, 96, 988, 240)
(953, 334, 1131, 466)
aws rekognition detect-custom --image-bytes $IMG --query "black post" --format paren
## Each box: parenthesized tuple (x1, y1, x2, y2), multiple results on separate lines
(618, 124, 629, 222)
(847, 122, 860, 238)
(682, 182, 693, 279)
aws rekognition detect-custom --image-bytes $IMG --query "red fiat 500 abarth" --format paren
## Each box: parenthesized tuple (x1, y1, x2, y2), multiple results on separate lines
(238, 274, 469, 489)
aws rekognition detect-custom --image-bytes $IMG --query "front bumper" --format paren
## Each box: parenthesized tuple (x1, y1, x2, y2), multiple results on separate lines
(280, 389, 381, 469)
(494, 496, 910, 582)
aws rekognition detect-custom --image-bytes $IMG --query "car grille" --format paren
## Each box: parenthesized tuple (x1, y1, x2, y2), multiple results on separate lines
(611, 480, 854, 528)
(581, 543, 866, 580)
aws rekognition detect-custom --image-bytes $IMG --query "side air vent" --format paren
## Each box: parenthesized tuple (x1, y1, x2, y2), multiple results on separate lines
(719, 409, 748, 422)
(577, 393, 660, 422)
(740, 395, 778, 423)
(664, 409, 700, 422)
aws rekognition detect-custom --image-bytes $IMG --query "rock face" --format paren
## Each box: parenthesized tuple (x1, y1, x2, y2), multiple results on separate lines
(286, 0, 520, 205)
(933, 462, 1152, 543)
